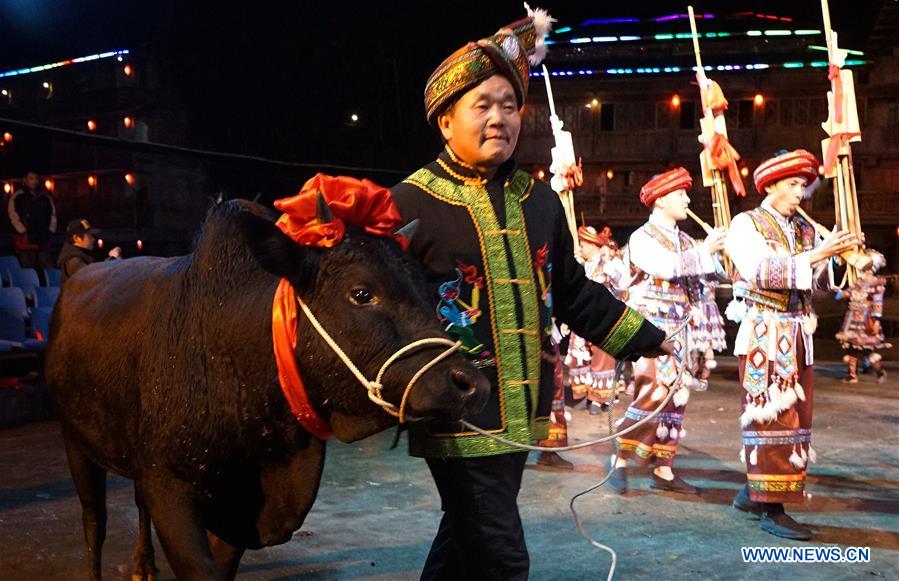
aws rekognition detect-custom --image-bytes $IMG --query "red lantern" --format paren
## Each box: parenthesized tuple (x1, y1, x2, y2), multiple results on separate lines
(671, 94, 681, 108)
(87, 120, 97, 131)
(124, 173, 135, 185)
(87, 175, 97, 188)
(3, 182, 12, 195)
(2, 132, 12, 142)
(136, 239, 143, 251)
(123, 116, 133, 128)
(123, 64, 133, 77)
(44, 179, 54, 192)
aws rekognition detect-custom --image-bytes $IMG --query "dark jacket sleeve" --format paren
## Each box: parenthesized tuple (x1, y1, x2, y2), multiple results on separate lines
(549, 195, 665, 361)
(63, 256, 88, 281)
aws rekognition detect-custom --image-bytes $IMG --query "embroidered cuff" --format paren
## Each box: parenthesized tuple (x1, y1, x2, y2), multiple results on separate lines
(599, 307, 645, 357)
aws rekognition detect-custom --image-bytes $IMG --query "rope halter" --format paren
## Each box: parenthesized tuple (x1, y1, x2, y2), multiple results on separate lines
(296, 296, 463, 424)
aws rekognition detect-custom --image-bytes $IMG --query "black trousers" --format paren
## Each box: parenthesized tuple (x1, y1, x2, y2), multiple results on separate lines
(422, 452, 529, 581)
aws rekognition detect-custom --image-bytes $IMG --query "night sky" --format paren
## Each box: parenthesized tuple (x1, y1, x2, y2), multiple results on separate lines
(0, 1, 884, 175)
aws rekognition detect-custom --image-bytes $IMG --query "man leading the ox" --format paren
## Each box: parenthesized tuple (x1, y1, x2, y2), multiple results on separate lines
(391, 6, 672, 578)
(725, 149, 859, 540)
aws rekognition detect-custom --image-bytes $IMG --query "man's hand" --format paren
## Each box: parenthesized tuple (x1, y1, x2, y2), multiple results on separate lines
(809, 229, 859, 264)
(108, 247, 123, 259)
(641, 339, 676, 359)
(702, 227, 727, 254)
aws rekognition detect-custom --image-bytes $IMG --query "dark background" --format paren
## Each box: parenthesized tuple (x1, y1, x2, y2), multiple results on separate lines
(0, 1, 883, 175)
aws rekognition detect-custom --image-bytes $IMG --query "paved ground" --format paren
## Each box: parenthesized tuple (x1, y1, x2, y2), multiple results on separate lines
(0, 359, 897, 580)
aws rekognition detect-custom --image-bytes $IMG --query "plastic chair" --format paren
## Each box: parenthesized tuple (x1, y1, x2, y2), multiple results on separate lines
(0, 256, 22, 286)
(34, 287, 60, 308)
(0, 288, 29, 350)
(30, 306, 53, 347)
(44, 268, 61, 287)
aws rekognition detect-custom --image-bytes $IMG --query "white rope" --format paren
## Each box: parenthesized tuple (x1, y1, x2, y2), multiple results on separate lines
(296, 297, 462, 422)
(458, 311, 692, 452)
(459, 311, 693, 581)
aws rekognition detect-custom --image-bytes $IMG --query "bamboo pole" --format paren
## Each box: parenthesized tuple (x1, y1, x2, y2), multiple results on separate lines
(794, 206, 873, 272)
(685, 208, 713, 234)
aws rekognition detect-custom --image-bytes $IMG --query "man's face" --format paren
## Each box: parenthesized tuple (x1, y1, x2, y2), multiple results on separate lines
(24, 173, 38, 189)
(765, 176, 807, 216)
(74, 233, 96, 250)
(654, 188, 690, 222)
(437, 75, 521, 171)
(580, 241, 600, 261)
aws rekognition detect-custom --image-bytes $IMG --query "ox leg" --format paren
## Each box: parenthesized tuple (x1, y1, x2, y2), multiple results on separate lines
(142, 479, 222, 581)
(208, 531, 246, 581)
(131, 482, 159, 581)
(63, 439, 107, 580)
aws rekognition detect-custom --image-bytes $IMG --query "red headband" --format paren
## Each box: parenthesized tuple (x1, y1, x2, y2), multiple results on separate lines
(578, 226, 614, 247)
(640, 167, 692, 207)
(753, 150, 819, 194)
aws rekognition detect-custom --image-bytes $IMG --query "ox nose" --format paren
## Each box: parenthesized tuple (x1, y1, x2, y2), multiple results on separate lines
(450, 368, 480, 395)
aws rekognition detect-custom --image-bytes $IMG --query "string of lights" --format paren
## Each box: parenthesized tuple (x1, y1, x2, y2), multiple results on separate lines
(531, 59, 866, 78)
(0, 50, 130, 79)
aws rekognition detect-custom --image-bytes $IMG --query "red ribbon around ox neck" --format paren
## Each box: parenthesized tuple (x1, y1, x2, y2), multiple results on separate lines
(271, 173, 407, 439)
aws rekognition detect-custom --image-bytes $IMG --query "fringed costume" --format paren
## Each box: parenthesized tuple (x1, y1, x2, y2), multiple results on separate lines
(837, 268, 891, 383)
(565, 226, 629, 407)
(725, 150, 831, 505)
(615, 168, 718, 469)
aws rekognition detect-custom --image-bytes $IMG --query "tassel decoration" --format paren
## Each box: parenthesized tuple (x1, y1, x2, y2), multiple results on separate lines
(656, 423, 669, 441)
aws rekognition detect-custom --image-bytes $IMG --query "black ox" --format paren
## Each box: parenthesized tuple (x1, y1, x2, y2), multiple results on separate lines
(46, 199, 488, 580)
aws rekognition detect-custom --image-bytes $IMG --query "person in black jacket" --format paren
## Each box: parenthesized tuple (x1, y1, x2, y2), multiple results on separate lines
(58, 219, 121, 283)
(390, 6, 673, 579)
(7, 171, 57, 269)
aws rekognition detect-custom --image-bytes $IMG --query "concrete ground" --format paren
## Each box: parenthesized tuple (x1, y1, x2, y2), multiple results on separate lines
(0, 359, 896, 580)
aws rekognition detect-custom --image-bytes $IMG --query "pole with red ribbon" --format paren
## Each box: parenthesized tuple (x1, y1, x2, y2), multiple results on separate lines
(542, 64, 583, 260)
(820, 0, 867, 287)
(687, 6, 744, 278)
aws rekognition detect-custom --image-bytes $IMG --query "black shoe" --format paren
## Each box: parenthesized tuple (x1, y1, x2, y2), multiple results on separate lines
(651, 472, 700, 495)
(733, 484, 763, 516)
(760, 504, 812, 540)
(607, 458, 628, 494)
(536, 451, 574, 470)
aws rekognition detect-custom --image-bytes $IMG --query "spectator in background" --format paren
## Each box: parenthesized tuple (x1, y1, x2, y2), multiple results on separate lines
(58, 219, 121, 283)
(7, 171, 57, 269)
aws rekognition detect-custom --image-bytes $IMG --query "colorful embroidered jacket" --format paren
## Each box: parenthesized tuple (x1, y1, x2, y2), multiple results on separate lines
(836, 274, 890, 350)
(627, 215, 717, 384)
(725, 200, 834, 424)
(392, 148, 665, 458)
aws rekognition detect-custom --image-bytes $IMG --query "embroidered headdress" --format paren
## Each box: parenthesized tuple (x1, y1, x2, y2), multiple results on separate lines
(753, 149, 819, 194)
(639, 167, 692, 207)
(424, 3, 553, 125)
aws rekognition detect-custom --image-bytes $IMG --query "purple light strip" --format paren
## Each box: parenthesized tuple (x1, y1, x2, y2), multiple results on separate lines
(581, 17, 640, 26)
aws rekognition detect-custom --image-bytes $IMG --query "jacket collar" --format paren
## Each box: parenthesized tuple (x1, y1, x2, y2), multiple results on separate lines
(437, 145, 516, 186)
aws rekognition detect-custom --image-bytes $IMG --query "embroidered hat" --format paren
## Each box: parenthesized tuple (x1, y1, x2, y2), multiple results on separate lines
(639, 167, 692, 207)
(424, 3, 553, 125)
(753, 149, 819, 194)
(578, 226, 614, 248)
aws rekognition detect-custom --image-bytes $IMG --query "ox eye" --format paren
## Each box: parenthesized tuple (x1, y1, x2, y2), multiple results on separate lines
(349, 287, 377, 305)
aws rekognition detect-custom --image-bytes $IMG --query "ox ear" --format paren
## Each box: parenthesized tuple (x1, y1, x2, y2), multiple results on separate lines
(237, 211, 317, 284)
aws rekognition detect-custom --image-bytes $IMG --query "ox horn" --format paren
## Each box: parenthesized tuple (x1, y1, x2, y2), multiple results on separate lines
(394, 218, 420, 242)
(315, 191, 334, 223)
